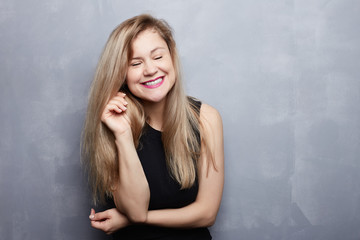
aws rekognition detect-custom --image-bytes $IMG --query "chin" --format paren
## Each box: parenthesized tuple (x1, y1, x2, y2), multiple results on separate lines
(142, 93, 168, 103)
(146, 97, 166, 103)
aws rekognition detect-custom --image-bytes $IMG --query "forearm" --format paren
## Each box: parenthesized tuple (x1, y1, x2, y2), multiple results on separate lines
(145, 201, 217, 228)
(113, 133, 150, 223)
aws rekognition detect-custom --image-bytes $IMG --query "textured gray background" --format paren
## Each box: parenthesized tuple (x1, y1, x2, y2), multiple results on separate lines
(1, 0, 360, 239)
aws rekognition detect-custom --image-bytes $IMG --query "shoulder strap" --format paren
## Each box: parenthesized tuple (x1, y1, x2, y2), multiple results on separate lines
(187, 96, 202, 115)
(187, 96, 202, 148)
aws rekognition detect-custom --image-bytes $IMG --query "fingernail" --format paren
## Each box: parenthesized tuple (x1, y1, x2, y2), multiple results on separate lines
(124, 106, 127, 110)
(89, 214, 94, 219)
(124, 101, 128, 105)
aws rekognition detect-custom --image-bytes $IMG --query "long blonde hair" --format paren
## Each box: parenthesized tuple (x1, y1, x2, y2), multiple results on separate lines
(82, 14, 208, 204)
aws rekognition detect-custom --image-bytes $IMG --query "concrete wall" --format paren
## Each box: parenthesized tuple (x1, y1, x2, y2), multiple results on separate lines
(1, 0, 359, 239)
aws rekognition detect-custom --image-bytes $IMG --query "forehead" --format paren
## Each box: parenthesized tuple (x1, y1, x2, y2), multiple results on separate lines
(131, 29, 168, 55)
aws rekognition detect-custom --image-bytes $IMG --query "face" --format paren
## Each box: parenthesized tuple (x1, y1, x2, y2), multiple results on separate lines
(126, 29, 176, 104)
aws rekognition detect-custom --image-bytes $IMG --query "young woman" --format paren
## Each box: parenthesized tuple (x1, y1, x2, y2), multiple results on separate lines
(82, 14, 224, 239)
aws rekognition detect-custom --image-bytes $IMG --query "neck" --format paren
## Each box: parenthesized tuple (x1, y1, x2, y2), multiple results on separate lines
(143, 98, 167, 131)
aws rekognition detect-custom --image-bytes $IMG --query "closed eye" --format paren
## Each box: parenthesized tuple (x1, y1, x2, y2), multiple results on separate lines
(154, 56, 162, 60)
(131, 62, 141, 66)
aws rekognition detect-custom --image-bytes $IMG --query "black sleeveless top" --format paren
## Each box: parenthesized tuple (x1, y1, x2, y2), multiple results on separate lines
(107, 98, 212, 240)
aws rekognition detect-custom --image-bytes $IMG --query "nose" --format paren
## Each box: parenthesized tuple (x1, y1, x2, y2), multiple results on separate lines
(143, 60, 157, 76)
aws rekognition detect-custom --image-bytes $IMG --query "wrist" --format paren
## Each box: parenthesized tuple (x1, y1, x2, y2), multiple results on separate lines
(114, 130, 134, 146)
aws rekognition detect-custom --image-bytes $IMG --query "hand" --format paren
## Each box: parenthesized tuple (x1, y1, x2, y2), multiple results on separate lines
(101, 92, 132, 138)
(89, 208, 130, 235)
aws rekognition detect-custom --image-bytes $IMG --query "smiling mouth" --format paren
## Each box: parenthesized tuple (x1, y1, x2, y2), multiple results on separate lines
(142, 76, 164, 88)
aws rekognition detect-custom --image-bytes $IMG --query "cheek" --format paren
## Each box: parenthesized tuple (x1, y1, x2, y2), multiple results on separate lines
(168, 64, 176, 80)
(160, 61, 174, 76)
(126, 70, 139, 84)
(125, 78, 138, 96)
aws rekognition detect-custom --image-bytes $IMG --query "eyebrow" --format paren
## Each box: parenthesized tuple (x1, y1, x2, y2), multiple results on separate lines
(131, 47, 166, 60)
(151, 47, 166, 54)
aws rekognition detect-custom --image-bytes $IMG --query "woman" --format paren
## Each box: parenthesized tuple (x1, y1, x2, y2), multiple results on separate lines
(82, 14, 224, 239)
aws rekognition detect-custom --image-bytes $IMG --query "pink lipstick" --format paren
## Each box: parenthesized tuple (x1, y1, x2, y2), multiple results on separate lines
(141, 76, 164, 89)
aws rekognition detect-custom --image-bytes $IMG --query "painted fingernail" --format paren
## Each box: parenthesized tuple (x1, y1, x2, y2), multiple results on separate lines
(124, 101, 128, 105)
(89, 215, 94, 219)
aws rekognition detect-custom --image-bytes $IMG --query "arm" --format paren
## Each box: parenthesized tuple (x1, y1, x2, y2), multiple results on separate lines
(90, 208, 130, 235)
(112, 132, 150, 223)
(101, 92, 150, 223)
(145, 103, 224, 228)
(91, 103, 224, 231)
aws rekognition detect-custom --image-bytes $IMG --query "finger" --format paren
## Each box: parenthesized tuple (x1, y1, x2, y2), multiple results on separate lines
(89, 208, 95, 219)
(90, 218, 107, 230)
(91, 210, 111, 221)
(105, 103, 123, 114)
(112, 96, 128, 106)
(109, 97, 127, 108)
(109, 99, 128, 111)
(114, 102, 127, 112)
(117, 92, 126, 97)
(101, 108, 121, 122)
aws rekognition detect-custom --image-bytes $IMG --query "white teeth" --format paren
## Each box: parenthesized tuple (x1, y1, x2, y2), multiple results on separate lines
(144, 78, 163, 86)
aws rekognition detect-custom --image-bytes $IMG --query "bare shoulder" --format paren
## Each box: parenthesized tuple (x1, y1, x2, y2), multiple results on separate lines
(200, 103, 222, 124)
(199, 103, 224, 168)
(200, 103, 223, 132)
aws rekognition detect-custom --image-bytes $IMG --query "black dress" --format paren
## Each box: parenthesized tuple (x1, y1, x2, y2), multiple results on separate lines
(107, 98, 212, 240)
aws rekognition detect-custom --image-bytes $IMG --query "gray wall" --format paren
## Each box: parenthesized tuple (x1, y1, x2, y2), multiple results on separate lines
(1, 0, 359, 239)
